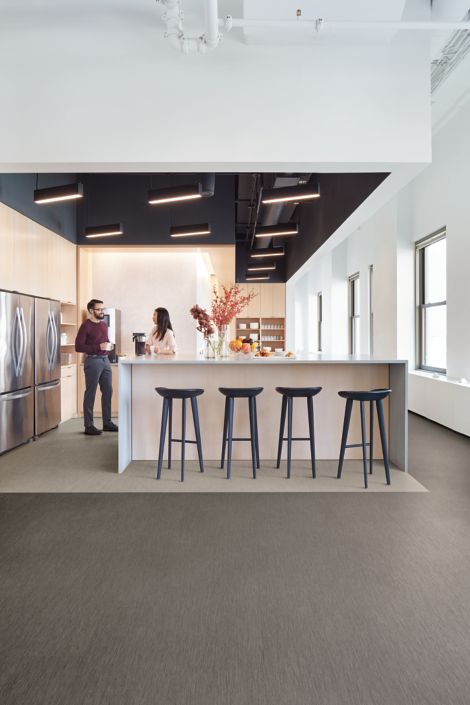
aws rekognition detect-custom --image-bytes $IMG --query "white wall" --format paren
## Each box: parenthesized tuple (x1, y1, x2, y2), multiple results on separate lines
(0, 3, 431, 169)
(91, 251, 213, 356)
(287, 97, 470, 435)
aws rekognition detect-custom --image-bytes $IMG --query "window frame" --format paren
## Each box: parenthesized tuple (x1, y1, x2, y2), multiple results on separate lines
(415, 228, 447, 374)
(368, 265, 374, 356)
(317, 292, 323, 352)
(348, 273, 360, 355)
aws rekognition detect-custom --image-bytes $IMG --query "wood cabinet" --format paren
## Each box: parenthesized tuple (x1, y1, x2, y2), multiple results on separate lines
(77, 363, 119, 418)
(239, 283, 285, 318)
(61, 365, 77, 422)
(0, 202, 77, 303)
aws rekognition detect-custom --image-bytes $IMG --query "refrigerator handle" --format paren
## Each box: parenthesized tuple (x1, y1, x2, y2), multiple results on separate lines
(0, 389, 33, 401)
(46, 312, 53, 370)
(52, 310, 59, 365)
(19, 307, 28, 374)
(13, 307, 22, 376)
(38, 380, 61, 391)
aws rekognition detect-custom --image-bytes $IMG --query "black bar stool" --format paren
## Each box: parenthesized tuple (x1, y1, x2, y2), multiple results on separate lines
(219, 387, 263, 479)
(337, 388, 392, 489)
(155, 387, 204, 482)
(275, 387, 322, 478)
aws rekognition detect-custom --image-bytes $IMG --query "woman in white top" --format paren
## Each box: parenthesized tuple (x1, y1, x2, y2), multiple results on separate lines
(146, 307, 177, 355)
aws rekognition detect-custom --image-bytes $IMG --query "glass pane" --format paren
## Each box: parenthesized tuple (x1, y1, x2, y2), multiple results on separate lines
(424, 239, 446, 303)
(424, 305, 446, 370)
(353, 316, 360, 355)
(353, 278, 360, 315)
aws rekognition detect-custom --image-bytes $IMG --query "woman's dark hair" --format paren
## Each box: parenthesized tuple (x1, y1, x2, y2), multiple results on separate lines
(155, 307, 174, 341)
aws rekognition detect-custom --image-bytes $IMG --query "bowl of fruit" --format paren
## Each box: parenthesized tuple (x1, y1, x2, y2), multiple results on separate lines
(229, 336, 258, 358)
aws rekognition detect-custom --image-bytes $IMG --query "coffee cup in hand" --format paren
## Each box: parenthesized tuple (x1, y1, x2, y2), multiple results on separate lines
(100, 342, 113, 351)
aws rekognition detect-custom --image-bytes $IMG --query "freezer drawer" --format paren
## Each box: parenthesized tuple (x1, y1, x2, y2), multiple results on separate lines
(35, 380, 61, 436)
(0, 387, 34, 454)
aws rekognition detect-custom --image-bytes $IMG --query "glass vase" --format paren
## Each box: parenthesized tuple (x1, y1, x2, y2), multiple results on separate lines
(203, 335, 216, 360)
(217, 325, 229, 358)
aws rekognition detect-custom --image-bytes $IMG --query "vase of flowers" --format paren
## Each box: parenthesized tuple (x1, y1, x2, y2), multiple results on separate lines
(190, 286, 256, 359)
(211, 285, 257, 358)
(189, 305, 216, 359)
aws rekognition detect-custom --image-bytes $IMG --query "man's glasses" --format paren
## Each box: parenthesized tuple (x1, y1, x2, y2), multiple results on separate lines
(93, 308, 105, 312)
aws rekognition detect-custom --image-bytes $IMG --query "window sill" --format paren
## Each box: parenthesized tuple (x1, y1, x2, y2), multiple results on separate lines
(409, 370, 470, 387)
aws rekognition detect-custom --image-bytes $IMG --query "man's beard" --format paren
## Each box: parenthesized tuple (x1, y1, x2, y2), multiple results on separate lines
(97, 313, 105, 320)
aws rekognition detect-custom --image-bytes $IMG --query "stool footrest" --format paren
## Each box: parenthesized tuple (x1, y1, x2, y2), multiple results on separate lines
(224, 437, 253, 442)
(282, 436, 313, 442)
(170, 438, 197, 444)
(345, 442, 371, 449)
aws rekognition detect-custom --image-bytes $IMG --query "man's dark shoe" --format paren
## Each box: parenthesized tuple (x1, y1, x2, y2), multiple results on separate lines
(103, 422, 119, 432)
(85, 426, 102, 436)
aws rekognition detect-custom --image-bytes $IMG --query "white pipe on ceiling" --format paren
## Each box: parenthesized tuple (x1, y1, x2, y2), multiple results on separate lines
(225, 18, 470, 32)
(157, 0, 222, 54)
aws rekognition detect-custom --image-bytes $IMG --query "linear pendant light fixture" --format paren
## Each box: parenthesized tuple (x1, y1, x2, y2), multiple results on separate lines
(247, 264, 276, 272)
(250, 246, 285, 259)
(34, 181, 84, 204)
(170, 223, 211, 238)
(261, 183, 320, 204)
(246, 275, 271, 281)
(255, 223, 298, 238)
(85, 223, 124, 239)
(148, 183, 203, 205)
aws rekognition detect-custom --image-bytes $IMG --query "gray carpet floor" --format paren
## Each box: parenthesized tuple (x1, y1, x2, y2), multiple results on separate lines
(1, 412, 470, 705)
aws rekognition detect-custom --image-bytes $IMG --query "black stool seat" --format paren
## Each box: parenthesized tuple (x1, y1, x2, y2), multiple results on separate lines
(219, 388, 263, 479)
(156, 387, 204, 399)
(155, 387, 204, 482)
(219, 387, 263, 398)
(275, 387, 322, 478)
(337, 388, 392, 489)
(338, 388, 391, 402)
(276, 386, 322, 398)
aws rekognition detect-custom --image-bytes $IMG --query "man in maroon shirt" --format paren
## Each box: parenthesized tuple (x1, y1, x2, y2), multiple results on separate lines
(75, 299, 118, 435)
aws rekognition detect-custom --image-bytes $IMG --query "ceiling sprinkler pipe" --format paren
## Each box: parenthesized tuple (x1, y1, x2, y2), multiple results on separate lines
(158, 0, 222, 53)
(227, 17, 470, 32)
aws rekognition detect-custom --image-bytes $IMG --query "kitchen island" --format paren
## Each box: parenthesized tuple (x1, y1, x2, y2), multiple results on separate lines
(118, 354, 407, 474)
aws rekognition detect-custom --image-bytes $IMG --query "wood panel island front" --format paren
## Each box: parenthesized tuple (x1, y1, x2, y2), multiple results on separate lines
(118, 355, 408, 474)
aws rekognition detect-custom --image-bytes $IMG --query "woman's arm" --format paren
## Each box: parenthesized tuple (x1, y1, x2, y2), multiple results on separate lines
(162, 329, 177, 354)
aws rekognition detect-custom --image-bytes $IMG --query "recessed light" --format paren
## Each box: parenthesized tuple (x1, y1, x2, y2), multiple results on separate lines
(170, 223, 211, 238)
(250, 247, 285, 259)
(148, 184, 203, 205)
(85, 223, 124, 238)
(261, 183, 320, 204)
(247, 265, 276, 272)
(255, 224, 298, 238)
(34, 182, 84, 204)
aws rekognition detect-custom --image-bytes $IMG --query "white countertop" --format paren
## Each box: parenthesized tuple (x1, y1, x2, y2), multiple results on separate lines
(119, 354, 407, 366)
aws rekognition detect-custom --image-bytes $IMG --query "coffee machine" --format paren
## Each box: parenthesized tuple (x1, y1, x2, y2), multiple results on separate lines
(103, 308, 121, 362)
(133, 333, 146, 356)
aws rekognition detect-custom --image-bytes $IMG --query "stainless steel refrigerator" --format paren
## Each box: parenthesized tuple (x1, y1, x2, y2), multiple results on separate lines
(34, 297, 61, 436)
(0, 290, 35, 454)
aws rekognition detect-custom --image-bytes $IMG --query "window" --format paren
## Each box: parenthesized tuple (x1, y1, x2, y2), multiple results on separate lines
(349, 273, 360, 355)
(368, 265, 374, 355)
(317, 292, 323, 352)
(416, 230, 446, 373)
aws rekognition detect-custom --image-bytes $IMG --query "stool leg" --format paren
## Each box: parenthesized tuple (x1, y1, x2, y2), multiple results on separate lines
(337, 398, 353, 479)
(307, 395, 316, 479)
(276, 395, 287, 469)
(248, 397, 257, 479)
(168, 398, 173, 469)
(287, 396, 293, 479)
(253, 397, 260, 469)
(376, 399, 391, 485)
(181, 398, 186, 483)
(226, 397, 234, 480)
(220, 397, 229, 469)
(360, 400, 368, 489)
(156, 398, 169, 480)
(191, 396, 204, 473)
(369, 400, 374, 475)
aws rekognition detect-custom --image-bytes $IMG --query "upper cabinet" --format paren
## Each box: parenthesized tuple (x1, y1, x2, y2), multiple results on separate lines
(0, 203, 77, 303)
(238, 282, 285, 318)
